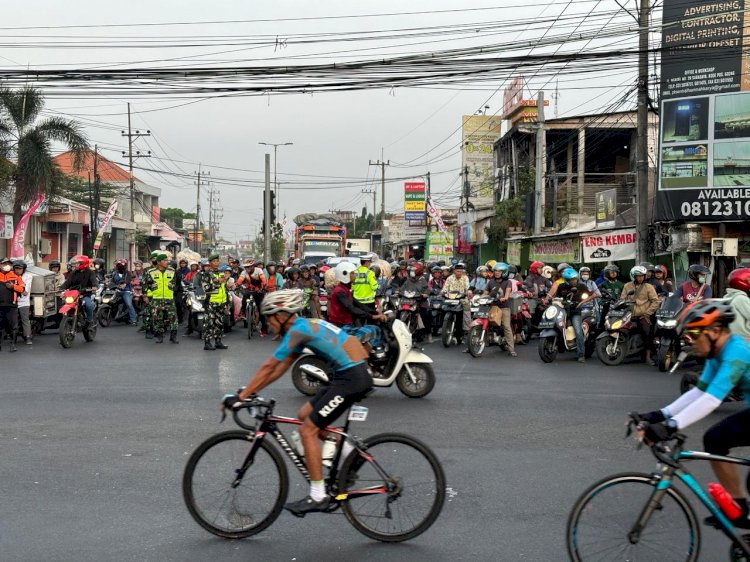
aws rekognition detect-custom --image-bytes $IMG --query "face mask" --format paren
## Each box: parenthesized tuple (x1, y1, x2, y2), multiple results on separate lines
(698, 276, 706, 285)
(1, 265, 10, 272)
(508, 273, 515, 279)
(409, 271, 416, 278)
(581, 274, 590, 281)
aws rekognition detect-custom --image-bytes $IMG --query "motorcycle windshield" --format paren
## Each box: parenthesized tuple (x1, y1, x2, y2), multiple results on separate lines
(657, 294, 684, 318)
(193, 286, 206, 299)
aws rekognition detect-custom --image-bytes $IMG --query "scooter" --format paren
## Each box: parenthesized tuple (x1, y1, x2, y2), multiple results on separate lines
(184, 284, 206, 336)
(289, 313, 435, 399)
(441, 291, 466, 347)
(509, 290, 532, 345)
(467, 295, 508, 357)
(654, 293, 685, 372)
(428, 293, 445, 337)
(58, 289, 97, 348)
(595, 291, 647, 365)
(537, 291, 595, 363)
(97, 285, 131, 327)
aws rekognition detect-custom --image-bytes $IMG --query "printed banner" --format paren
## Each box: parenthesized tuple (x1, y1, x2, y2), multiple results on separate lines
(506, 241, 522, 265)
(595, 189, 617, 228)
(425, 231, 453, 262)
(462, 115, 501, 209)
(11, 193, 44, 258)
(426, 197, 447, 233)
(457, 224, 473, 254)
(93, 200, 119, 251)
(580, 228, 637, 263)
(529, 238, 580, 264)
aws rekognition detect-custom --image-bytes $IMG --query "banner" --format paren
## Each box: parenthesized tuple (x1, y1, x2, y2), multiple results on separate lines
(457, 224, 473, 254)
(529, 238, 580, 263)
(11, 193, 44, 258)
(425, 231, 453, 262)
(0, 214, 13, 239)
(580, 228, 637, 263)
(462, 115, 501, 209)
(426, 197, 447, 232)
(404, 181, 426, 221)
(506, 240, 521, 265)
(93, 200, 119, 251)
(595, 189, 617, 228)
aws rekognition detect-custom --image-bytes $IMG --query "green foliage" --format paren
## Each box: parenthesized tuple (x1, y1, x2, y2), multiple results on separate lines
(55, 175, 123, 210)
(485, 167, 535, 252)
(160, 207, 196, 229)
(271, 222, 285, 262)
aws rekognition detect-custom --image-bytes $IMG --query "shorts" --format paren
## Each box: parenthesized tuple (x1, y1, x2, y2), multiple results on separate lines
(703, 408, 750, 456)
(308, 363, 373, 429)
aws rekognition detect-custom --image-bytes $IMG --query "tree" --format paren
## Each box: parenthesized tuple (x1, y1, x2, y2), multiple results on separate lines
(485, 167, 535, 255)
(355, 205, 374, 234)
(271, 223, 286, 262)
(160, 207, 196, 229)
(0, 87, 89, 222)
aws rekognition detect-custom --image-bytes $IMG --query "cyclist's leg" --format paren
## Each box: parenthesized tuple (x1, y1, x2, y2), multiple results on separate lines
(705, 408, 750, 499)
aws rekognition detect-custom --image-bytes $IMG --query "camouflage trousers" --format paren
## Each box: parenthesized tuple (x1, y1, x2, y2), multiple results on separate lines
(142, 299, 153, 333)
(151, 299, 178, 334)
(203, 302, 225, 341)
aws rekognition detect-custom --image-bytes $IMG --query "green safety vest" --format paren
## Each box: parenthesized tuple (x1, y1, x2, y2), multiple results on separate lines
(148, 268, 175, 300)
(209, 272, 227, 304)
(352, 266, 376, 304)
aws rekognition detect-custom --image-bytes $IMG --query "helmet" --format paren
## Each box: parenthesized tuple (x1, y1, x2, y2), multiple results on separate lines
(728, 268, 750, 293)
(579, 266, 591, 275)
(629, 265, 647, 280)
(398, 260, 407, 267)
(93, 258, 105, 268)
(360, 253, 374, 262)
(507, 265, 517, 277)
(639, 262, 656, 272)
(188, 260, 199, 267)
(389, 261, 398, 270)
(49, 260, 61, 268)
(431, 266, 441, 274)
(413, 264, 424, 277)
(219, 265, 231, 272)
(655, 265, 668, 277)
(243, 259, 253, 268)
(73, 255, 91, 271)
(12, 260, 26, 271)
(292, 258, 301, 266)
(454, 263, 466, 271)
(115, 258, 127, 267)
(266, 261, 277, 268)
(299, 264, 310, 273)
(530, 261, 544, 275)
(562, 268, 579, 281)
(286, 267, 299, 279)
(677, 298, 735, 333)
(485, 260, 497, 269)
(557, 263, 570, 273)
(309, 263, 318, 270)
(476, 265, 488, 276)
(261, 289, 306, 315)
(200, 258, 210, 267)
(604, 264, 620, 275)
(688, 264, 711, 281)
(441, 265, 450, 274)
(334, 261, 356, 283)
(492, 262, 509, 273)
(541, 265, 554, 279)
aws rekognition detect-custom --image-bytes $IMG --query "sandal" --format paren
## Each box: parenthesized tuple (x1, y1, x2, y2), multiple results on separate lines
(509, 351, 518, 357)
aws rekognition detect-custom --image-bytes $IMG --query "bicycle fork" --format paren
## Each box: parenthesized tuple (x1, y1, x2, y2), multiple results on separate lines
(627, 471, 674, 544)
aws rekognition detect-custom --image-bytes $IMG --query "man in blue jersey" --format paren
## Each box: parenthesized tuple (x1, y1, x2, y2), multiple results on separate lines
(634, 299, 750, 528)
(222, 289, 372, 516)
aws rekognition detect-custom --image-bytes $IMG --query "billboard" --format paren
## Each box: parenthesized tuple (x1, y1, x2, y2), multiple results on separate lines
(581, 229, 637, 263)
(404, 181, 426, 221)
(656, 0, 750, 221)
(462, 115, 501, 209)
(425, 231, 453, 262)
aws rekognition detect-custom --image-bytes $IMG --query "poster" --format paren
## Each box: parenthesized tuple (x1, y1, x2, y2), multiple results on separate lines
(506, 240, 521, 265)
(529, 238, 580, 263)
(595, 189, 617, 228)
(0, 214, 13, 239)
(404, 181, 426, 221)
(425, 231, 454, 262)
(462, 115, 501, 209)
(580, 228, 637, 263)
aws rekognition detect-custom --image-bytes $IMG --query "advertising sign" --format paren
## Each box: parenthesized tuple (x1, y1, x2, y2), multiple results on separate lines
(529, 238, 580, 263)
(425, 231, 453, 262)
(657, 0, 750, 221)
(426, 197, 447, 232)
(11, 193, 44, 258)
(595, 189, 617, 228)
(462, 115, 501, 209)
(506, 240, 522, 265)
(93, 200, 119, 251)
(404, 181, 426, 221)
(0, 214, 13, 239)
(580, 228, 637, 263)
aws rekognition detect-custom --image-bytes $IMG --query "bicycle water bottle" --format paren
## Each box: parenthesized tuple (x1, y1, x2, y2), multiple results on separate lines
(321, 436, 337, 468)
(709, 482, 743, 519)
(290, 430, 305, 458)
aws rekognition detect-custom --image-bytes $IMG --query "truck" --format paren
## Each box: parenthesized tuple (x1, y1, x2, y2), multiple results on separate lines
(293, 213, 347, 264)
(345, 238, 371, 257)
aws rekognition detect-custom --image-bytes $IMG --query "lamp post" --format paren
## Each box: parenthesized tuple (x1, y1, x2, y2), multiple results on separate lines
(258, 141, 293, 221)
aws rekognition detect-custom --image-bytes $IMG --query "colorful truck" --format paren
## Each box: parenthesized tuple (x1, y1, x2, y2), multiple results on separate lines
(293, 214, 347, 264)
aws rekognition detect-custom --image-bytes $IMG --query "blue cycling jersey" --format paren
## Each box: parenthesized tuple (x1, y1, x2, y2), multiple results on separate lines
(273, 317, 367, 371)
(697, 334, 750, 405)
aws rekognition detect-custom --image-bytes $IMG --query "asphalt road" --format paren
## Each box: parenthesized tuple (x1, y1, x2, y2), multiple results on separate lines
(0, 323, 742, 561)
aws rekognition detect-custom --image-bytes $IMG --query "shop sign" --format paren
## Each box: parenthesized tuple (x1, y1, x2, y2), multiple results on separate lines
(506, 241, 521, 265)
(529, 238, 580, 263)
(580, 228, 637, 262)
(425, 231, 453, 262)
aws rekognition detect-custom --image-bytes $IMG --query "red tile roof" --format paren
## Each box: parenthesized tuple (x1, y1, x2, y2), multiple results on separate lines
(54, 150, 138, 183)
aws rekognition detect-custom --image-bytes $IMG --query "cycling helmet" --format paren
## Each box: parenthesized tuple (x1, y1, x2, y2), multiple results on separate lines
(530, 261, 545, 275)
(49, 260, 61, 268)
(261, 289, 305, 315)
(677, 298, 735, 333)
(562, 267, 579, 281)
(639, 262, 656, 272)
(604, 264, 620, 275)
(541, 265, 554, 279)
(243, 259, 254, 268)
(688, 264, 711, 281)
(485, 260, 497, 269)
(629, 265, 647, 280)
(557, 263, 570, 273)
(286, 267, 299, 279)
(728, 268, 750, 294)
(73, 255, 91, 271)
(370, 264, 381, 278)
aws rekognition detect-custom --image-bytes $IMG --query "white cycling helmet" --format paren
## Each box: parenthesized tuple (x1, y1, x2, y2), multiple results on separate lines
(260, 289, 305, 315)
(335, 261, 357, 283)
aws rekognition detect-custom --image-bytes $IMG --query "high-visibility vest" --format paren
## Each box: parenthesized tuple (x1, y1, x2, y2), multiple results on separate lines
(148, 268, 175, 299)
(209, 272, 227, 304)
(352, 266, 376, 304)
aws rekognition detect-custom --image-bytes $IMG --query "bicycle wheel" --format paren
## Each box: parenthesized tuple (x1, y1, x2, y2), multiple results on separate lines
(183, 430, 289, 539)
(567, 472, 700, 562)
(338, 432, 445, 542)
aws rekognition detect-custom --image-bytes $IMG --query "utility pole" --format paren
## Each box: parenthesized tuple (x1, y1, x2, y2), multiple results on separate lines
(534, 91, 546, 235)
(194, 166, 210, 255)
(259, 141, 293, 223)
(362, 188, 376, 230)
(121, 103, 151, 222)
(264, 154, 272, 262)
(636, 0, 650, 262)
(369, 158, 390, 228)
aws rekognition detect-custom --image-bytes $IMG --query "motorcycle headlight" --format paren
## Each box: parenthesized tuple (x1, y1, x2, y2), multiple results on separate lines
(65, 296, 75, 304)
(544, 306, 558, 320)
(194, 302, 205, 312)
(611, 319, 623, 330)
(659, 319, 677, 328)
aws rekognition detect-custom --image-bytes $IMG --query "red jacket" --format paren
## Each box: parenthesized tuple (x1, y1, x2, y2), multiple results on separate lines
(0, 271, 25, 307)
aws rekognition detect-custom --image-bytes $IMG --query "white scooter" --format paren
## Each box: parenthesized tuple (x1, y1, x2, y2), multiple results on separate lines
(290, 313, 436, 398)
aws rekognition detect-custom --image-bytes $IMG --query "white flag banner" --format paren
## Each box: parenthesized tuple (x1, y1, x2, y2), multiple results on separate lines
(426, 197, 447, 233)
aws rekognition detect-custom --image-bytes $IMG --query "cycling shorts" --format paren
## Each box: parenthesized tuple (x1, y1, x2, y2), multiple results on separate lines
(308, 363, 372, 429)
(703, 408, 750, 456)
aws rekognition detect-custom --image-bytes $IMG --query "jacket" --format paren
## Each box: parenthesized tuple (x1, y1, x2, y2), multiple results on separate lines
(0, 270, 25, 307)
(725, 288, 750, 340)
(620, 281, 660, 318)
(352, 266, 377, 304)
(60, 269, 97, 292)
(329, 283, 371, 327)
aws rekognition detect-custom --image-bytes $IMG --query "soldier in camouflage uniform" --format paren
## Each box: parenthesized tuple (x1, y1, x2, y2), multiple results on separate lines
(140, 251, 160, 339)
(201, 253, 229, 351)
(143, 253, 179, 344)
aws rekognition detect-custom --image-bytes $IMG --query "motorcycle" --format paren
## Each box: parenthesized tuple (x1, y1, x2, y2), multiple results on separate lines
(290, 313, 435, 398)
(58, 289, 97, 348)
(467, 296, 508, 357)
(509, 290, 532, 345)
(397, 289, 427, 340)
(318, 287, 329, 319)
(537, 290, 596, 363)
(654, 293, 685, 372)
(428, 294, 444, 337)
(184, 284, 206, 336)
(97, 285, 131, 327)
(131, 278, 144, 320)
(441, 291, 466, 347)
(595, 291, 647, 366)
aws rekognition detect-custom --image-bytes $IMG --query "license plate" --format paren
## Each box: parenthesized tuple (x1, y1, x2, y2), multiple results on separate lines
(476, 312, 488, 318)
(348, 406, 368, 421)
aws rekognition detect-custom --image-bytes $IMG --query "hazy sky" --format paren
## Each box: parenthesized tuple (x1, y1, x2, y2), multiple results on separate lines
(0, 0, 642, 242)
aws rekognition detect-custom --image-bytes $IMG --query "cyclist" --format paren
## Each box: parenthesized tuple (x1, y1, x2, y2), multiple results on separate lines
(635, 299, 750, 528)
(222, 289, 372, 516)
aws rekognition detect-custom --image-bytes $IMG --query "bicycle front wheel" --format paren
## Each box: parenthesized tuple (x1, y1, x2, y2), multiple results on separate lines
(183, 430, 289, 539)
(567, 472, 700, 562)
(338, 432, 445, 542)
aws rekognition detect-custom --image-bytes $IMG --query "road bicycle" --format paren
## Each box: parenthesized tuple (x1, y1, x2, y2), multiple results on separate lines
(243, 293, 258, 339)
(566, 414, 750, 561)
(183, 396, 445, 542)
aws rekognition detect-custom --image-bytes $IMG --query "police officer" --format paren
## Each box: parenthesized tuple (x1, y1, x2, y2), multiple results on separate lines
(352, 253, 378, 314)
(140, 250, 160, 339)
(143, 253, 179, 344)
(201, 253, 229, 351)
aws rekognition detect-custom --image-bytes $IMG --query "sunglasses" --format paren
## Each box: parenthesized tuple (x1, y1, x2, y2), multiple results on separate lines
(683, 328, 705, 341)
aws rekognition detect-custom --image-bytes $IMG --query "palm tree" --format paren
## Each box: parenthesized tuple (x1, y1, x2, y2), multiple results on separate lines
(0, 86, 89, 222)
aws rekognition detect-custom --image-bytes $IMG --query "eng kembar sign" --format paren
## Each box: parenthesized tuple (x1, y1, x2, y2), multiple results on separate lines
(581, 228, 637, 262)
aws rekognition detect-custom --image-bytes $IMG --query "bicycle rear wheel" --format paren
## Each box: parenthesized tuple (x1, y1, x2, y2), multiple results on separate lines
(338, 432, 445, 542)
(566, 472, 700, 561)
(183, 430, 289, 539)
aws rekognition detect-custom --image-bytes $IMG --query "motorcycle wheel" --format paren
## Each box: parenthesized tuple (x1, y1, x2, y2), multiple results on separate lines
(538, 336, 558, 363)
(97, 306, 112, 328)
(680, 372, 697, 395)
(59, 317, 75, 348)
(291, 356, 328, 396)
(595, 335, 627, 366)
(657, 341, 674, 373)
(83, 322, 97, 342)
(468, 325, 485, 358)
(31, 318, 45, 334)
(441, 314, 455, 348)
(518, 321, 531, 345)
(247, 306, 256, 339)
(396, 363, 435, 398)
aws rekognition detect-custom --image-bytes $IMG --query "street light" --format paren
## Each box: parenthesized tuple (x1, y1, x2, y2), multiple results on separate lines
(258, 141, 293, 221)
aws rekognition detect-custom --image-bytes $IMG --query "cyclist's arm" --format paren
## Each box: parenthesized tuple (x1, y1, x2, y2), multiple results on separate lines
(238, 355, 298, 399)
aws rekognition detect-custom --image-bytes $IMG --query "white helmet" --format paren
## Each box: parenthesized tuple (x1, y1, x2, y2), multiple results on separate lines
(260, 289, 305, 315)
(335, 261, 357, 283)
(541, 265, 555, 279)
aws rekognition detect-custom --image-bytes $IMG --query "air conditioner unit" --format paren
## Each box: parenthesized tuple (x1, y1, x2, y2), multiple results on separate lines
(711, 238, 738, 257)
